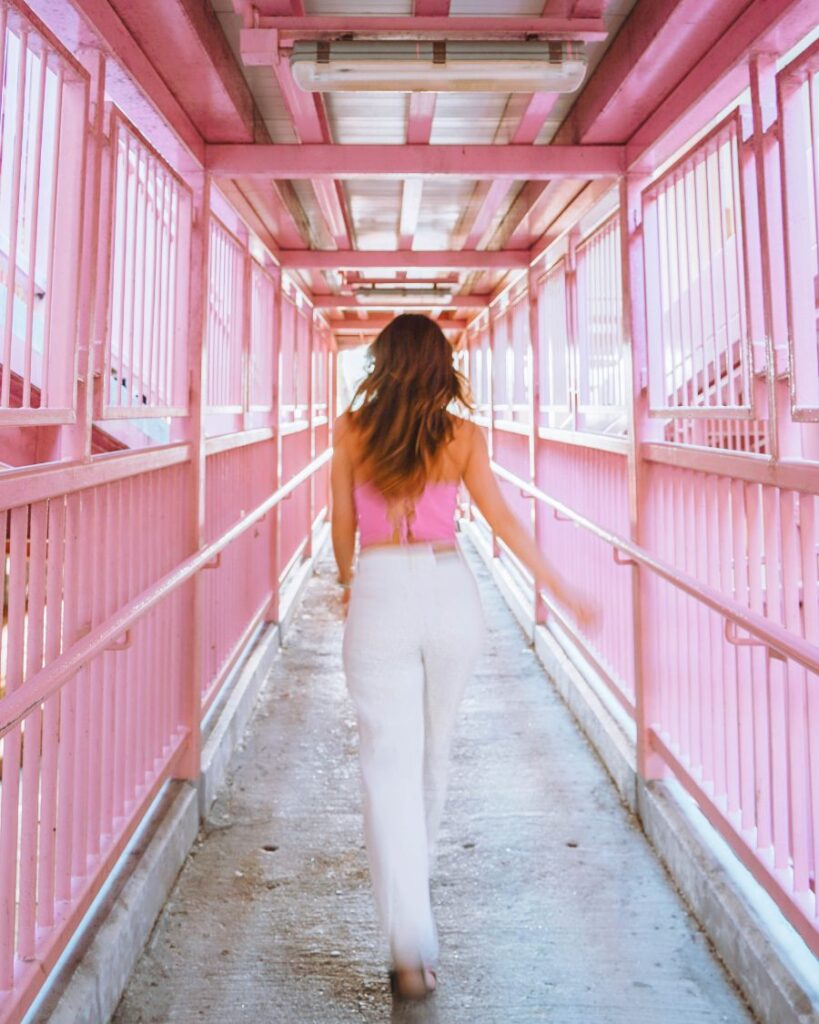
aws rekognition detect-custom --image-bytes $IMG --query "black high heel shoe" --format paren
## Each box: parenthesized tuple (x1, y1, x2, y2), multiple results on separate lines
(389, 965, 437, 1001)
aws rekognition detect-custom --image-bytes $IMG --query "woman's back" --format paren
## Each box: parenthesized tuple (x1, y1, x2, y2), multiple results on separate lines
(345, 413, 472, 548)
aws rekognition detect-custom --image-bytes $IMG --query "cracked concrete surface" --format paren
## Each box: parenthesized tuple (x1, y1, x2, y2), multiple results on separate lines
(112, 544, 757, 1024)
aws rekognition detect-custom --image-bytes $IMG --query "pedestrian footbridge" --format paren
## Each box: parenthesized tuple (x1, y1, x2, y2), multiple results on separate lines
(0, 1, 816, 1022)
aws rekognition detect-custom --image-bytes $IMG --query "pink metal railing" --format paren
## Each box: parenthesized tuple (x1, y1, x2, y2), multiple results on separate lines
(778, 39, 819, 421)
(575, 214, 626, 427)
(202, 433, 277, 712)
(206, 218, 245, 413)
(0, 445, 331, 1021)
(249, 262, 276, 412)
(0, 1, 86, 423)
(103, 112, 191, 417)
(535, 258, 572, 428)
(533, 441, 635, 710)
(643, 113, 752, 420)
(642, 459, 818, 936)
(0, 451, 191, 1012)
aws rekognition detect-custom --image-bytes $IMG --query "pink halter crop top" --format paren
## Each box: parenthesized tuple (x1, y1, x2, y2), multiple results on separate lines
(354, 480, 458, 547)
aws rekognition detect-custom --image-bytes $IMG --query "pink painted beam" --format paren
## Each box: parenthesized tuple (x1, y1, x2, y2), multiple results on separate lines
(527, 178, 614, 263)
(398, 179, 425, 250)
(278, 250, 529, 270)
(206, 144, 625, 179)
(242, 17, 608, 44)
(463, 180, 512, 250)
(311, 294, 487, 309)
(626, 0, 818, 170)
(263, 15, 353, 249)
(331, 315, 468, 333)
(397, 1, 451, 251)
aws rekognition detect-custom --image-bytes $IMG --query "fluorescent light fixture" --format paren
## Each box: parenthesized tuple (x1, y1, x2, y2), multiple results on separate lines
(355, 288, 455, 305)
(290, 40, 587, 93)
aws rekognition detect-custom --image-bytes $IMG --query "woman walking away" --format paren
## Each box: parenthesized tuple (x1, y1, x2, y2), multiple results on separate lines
(331, 313, 594, 1002)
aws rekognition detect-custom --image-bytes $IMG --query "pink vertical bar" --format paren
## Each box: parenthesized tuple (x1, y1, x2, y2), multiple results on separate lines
(1, 27, 29, 406)
(730, 477, 756, 830)
(762, 485, 789, 869)
(86, 486, 104, 858)
(22, 47, 48, 408)
(705, 473, 727, 797)
(0, 507, 24, 984)
(99, 482, 114, 839)
(781, 490, 810, 891)
(71, 490, 92, 877)
(797, 494, 819, 913)
(55, 493, 80, 902)
(717, 474, 740, 812)
(40, 66, 64, 406)
(145, 158, 161, 407)
(18, 501, 47, 959)
(38, 496, 65, 929)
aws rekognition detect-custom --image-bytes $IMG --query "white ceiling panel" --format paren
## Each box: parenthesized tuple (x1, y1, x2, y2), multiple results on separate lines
(429, 93, 511, 145)
(326, 93, 408, 144)
(413, 180, 477, 250)
(344, 180, 403, 250)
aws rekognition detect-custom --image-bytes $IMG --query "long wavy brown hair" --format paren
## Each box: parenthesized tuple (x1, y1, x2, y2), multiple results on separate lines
(349, 313, 474, 498)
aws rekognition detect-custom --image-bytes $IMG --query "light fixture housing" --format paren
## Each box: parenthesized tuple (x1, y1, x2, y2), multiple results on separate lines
(290, 40, 587, 93)
(354, 288, 455, 305)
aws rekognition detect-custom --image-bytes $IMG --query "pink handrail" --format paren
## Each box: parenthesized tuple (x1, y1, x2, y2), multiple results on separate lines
(0, 448, 333, 739)
(491, 461, 819, 674)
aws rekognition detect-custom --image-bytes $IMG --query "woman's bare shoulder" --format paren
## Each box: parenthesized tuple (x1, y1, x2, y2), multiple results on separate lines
(447, 415, 480, 471)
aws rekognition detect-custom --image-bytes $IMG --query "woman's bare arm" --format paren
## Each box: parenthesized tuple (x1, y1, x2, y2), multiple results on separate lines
(330, 414, 356, 586)
(461, 422, 594, 622)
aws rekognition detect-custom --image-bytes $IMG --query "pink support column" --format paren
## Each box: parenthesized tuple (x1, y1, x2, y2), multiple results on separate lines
(266, 267, 284, 625)
(487, 311, 500, 559)
(620, 173, 668, 781)
(174, 172, 210, 779)
(306, 309, 315, 559)
(528, 268, 547, 625)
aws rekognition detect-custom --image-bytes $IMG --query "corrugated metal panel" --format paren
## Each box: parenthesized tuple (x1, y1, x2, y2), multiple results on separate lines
(430, 93, 511, 144)
(325, 93, 407, 144)
(305, 0, 412, 12)
(413, 180, 477, 249)
(450, 0, 545, 13)
(210, 5, 298, 143)
(343, 180, 403, 249)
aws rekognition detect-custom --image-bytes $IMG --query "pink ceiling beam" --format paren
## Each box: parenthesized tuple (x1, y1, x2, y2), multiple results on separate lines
(504, 179, 583, 249)
(627, 0, 818, 169)
(279, 250, 530, 270)
(397, 1, 451, 252)
(398, 179, 425, 250)
(104, 0, 261, 143)
(527, 178, 615, 264)
(205, 144, 625, 179)
(406, 95, 437, 144)
(331, 316, 467, 334)
(257, 3, 353, 250)
(342, 275, 460, 285)
(551, 0, 754, 146)
(462, 180, 512, 250)
(312, 295, 488, 309)
(243, 17, 608, 43)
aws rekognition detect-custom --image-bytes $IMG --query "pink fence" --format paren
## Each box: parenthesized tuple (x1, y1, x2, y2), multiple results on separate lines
(203, 433, 277, 713)
(465, 38, 819, 958)
(103, 113, 191, 418)
(0, 3, 335, 1019)
(0, 1, 86, 423)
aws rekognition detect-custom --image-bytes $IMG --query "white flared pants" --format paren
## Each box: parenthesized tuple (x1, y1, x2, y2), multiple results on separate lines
(342, 544, 485, 968)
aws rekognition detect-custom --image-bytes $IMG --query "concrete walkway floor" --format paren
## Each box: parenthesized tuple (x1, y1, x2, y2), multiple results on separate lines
(113, 542, 757, 1024)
